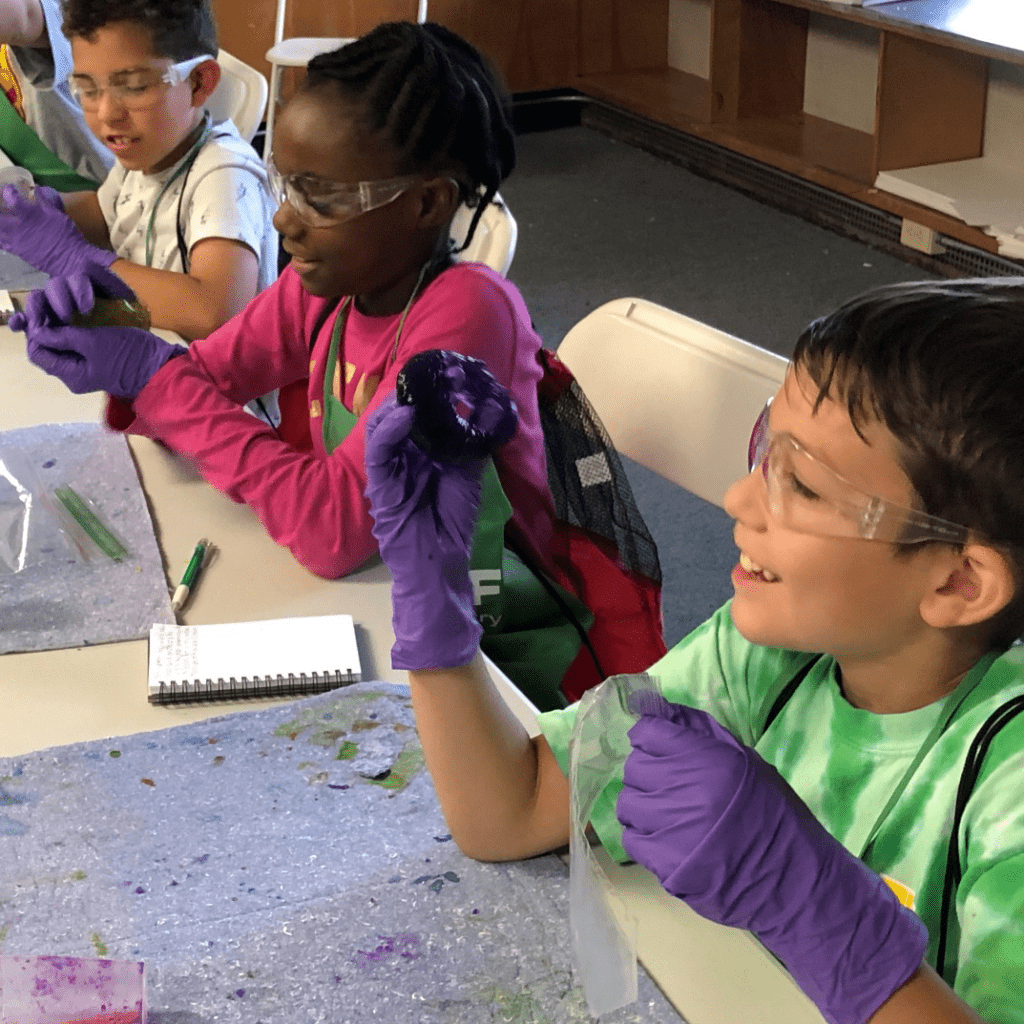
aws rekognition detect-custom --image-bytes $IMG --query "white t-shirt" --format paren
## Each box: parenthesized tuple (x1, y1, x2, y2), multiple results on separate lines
(98, 118, 278, 291)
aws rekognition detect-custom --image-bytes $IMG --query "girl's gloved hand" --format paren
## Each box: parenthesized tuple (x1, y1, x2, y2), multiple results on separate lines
(617, 695, 927, 1024)
(22, 323, 180, 400)
(364, 393, 486, 670)
(0, 183, 117, 278)
(12, 272, 178, 401)
(9, 262, 134, 331)
(364, 351, 517, 671)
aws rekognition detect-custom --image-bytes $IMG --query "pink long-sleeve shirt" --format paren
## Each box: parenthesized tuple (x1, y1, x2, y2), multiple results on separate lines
(108, 262, 556, 579)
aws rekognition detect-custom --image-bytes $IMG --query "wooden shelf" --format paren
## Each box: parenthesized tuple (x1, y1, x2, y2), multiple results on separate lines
(570, 0, 1022, 265)
(770, 0, 1024, 68)
(577, 68, 713, 127)
(712, 112, 875, 185)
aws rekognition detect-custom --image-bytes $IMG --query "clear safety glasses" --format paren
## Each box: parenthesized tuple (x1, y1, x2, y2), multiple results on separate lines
(267, 158, 419, 228)
(747, 400, 970, 545)
(69, 54, 214, 112)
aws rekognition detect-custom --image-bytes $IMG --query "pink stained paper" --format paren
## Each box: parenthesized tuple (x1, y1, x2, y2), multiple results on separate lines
(0, 955, 146, 1024)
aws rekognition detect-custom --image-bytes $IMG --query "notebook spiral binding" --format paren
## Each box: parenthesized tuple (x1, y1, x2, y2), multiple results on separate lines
(149, 670, 357, 705)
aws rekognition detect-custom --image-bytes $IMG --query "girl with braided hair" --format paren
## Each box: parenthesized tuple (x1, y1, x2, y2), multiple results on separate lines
(20, 21, 660, 709)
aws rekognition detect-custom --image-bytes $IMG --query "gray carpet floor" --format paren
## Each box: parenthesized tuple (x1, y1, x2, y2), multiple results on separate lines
(500, 125, 937, 646)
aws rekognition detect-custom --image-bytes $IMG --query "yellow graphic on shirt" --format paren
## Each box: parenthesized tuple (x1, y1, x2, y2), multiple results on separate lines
(882, 874, 916, 910)
(352, 373, 381, 418)
(335, 358, 380, 417)
(309, 398, 322, 419)
(0, 46, 26, 119)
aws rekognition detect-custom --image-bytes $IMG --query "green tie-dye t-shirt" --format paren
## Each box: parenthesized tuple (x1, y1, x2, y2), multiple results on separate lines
(538, 601, 1024, 1023)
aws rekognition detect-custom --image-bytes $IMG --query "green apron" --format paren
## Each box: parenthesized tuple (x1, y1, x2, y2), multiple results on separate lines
(0, 91, 99, 192)
(320, 298, 592, 711)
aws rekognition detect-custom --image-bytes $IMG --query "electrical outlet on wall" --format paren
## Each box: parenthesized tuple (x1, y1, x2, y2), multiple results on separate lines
(901, 219, 945, 255)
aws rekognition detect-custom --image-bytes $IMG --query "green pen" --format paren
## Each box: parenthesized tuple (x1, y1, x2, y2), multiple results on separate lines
(171, 538, 209, 612)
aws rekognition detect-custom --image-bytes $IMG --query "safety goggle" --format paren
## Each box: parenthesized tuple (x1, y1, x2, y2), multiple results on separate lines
(69, 54, 214, 112)
(747, 399, 970, 545)
(267, 157, 419, 228)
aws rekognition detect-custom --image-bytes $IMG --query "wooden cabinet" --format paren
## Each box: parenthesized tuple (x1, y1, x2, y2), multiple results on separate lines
(573, 0, 1024, 256)
(211, 0, 576, 93)
(210, 0, 1023, 259)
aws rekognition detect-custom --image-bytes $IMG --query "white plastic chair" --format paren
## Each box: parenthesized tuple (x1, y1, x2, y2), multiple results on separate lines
(556, 298, 788, 508)
(452, 194, 518, 277)
(263, 0, 428, 165)
(207, 50, 268, 144)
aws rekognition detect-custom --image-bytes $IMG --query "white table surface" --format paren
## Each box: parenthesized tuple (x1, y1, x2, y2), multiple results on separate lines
(0, 321, 824, 1024)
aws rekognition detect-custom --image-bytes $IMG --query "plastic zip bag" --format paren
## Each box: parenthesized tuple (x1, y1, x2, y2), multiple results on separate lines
(0, 444, 53, 574)
(0, 444, 129, 573)
(569, 671, 664, 1016)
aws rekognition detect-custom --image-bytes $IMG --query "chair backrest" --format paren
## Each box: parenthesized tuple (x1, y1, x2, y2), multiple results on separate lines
(452, 194, 518, 278)
(273, 0, 428, 45)
(208, 50, 268, 144)
(556, 298, 788, 508)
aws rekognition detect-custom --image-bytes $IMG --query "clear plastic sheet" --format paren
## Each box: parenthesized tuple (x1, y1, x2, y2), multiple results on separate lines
(569, 671, 662, 1017)
(0, 445, 130, 574)
(0, 445, 69, 575)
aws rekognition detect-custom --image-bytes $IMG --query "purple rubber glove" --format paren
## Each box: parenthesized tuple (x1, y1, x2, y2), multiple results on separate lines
(14, 273, 178, 400)
(0, 183, 117, 277)
(9, 262, 135, 332)
(617, 696, 927, 1024)
(364, 352, 517, 670)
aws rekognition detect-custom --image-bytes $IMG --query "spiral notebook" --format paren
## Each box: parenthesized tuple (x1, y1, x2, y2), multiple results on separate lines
(147, 614, 362, 705)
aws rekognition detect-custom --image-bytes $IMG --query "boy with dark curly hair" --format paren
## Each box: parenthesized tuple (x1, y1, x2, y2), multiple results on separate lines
(0, 0, 276, 340)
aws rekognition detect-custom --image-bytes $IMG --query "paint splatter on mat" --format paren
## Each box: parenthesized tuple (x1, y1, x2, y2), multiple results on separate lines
(0, 685, 681, 1023)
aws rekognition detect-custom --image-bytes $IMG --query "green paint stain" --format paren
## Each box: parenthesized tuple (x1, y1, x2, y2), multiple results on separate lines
(368, 745, 424, 792)
(273, 692, 385, 741)
(90, 933, 108, 956)
(308, 728, 347, 748)
(70, 870, 87, 881)
(335, 741, 358, 761)
(109, 750, 121, 758)
(0, 925, 9, 945)
(479, 986, 554, 1024)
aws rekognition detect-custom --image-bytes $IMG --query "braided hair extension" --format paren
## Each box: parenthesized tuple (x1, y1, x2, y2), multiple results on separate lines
(303, 22, 516, 253)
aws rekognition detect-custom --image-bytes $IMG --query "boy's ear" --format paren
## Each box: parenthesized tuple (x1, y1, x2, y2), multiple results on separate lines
(189, 59, 221, 109)
(416, 177, 463, 231)
(921, 543, 1016, 630)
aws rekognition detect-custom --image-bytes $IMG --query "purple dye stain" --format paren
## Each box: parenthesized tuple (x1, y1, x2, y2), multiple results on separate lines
(42, 459, 56, 468)
(193, 853, 210, 864)
(354, 933, 423, 966)
(134, 886, 145, 894)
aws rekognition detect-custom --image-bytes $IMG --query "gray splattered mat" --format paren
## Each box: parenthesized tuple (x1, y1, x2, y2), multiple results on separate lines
(0, 421, 174, 654)
(0, 684, 683, 1023)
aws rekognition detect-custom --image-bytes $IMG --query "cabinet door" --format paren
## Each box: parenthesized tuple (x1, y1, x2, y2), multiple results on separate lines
(875, 32, 987, 174)
(710, 0, 807, 123)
